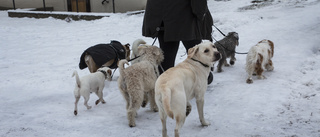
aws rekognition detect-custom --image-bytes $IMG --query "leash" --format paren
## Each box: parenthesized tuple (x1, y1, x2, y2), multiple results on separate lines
(152, 37, 158, 46)
(110, 68, 117, 79)
(211, 35, 248, 55)
(212, 24, 248, 55)
(213, 23, 226, 37)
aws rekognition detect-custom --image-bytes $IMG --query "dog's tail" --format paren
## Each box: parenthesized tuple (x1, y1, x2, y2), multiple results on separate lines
(72, 71, 81, 88)
(132, 39, 146, 58)
(118, 59, 129, 76)
(161, 87, 174, 119)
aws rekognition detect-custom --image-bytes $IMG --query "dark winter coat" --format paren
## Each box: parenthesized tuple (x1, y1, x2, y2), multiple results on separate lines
(79, 41, 126, 69)
(142, 0, 213, 42)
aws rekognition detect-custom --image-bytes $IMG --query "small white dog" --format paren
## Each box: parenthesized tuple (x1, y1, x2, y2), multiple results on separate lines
(246, 39, 274, 84)
(155, 41, 221, 137)
(72, 67, 112, 115)
(118, 45, 164, 127)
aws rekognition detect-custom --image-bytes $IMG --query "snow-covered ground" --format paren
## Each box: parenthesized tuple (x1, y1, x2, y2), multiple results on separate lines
(1, 0, 320, 136)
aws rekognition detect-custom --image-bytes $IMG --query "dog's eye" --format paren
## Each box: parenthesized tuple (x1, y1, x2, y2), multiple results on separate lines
(204, 49, 209, 53)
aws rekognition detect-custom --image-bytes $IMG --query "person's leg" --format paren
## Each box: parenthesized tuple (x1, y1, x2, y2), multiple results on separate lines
(182, 39, 202, 52)
(158, 31, 180, 74)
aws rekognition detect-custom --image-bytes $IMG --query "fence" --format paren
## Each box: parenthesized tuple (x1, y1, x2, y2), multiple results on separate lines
(10, 0, 117, 13)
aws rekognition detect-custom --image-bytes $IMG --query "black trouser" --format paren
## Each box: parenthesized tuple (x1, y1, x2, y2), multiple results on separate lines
(157, 31, 201, 74)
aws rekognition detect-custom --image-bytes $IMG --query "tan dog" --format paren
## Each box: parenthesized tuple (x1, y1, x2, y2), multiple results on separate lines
(117, 45, 164, 127)
(79, 40, 131, 73)
(155, 41, 221, 137)
(246, 39, 274, 84)
(72, 67, 112, 115)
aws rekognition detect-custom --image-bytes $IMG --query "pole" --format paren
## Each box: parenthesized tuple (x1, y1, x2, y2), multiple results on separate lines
(112, 0, 115, 13)
(76, 0, 79, 12)
(12, 0, 16, 10)
(43, 0, 46, 11)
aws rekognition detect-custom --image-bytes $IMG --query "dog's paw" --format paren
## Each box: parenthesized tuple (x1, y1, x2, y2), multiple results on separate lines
(246, 78, 253, 84)
(129, 122, 136, 127)
(87, 106, 92, 109)
(224, 64, 230, 67)
(74, 110, 78, 116)
(257, 75, 266, 79)
(200, 120, 210, 126)
(141, 101, 147, 108)
(217, 69, 223, 73)
(230, 60, 235, 65)
(95, 100, 100, 105)
(186, 105, 192, 117)
(267, 66, 274, 71)
(152, 107, 158, 112)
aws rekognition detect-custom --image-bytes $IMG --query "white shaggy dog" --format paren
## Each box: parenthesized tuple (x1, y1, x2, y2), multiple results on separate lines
(117, 45, 164, 127)
(72, 67, 112, 115)
(246, 39, 274, 84)
(155, 41, 221, 137)
(130, 39, 152, 107)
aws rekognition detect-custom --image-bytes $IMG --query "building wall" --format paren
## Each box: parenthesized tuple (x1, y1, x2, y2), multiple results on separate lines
(91, 0, 147, 13)
(1, 0, 68, 11)
(0, 0, 146, 13)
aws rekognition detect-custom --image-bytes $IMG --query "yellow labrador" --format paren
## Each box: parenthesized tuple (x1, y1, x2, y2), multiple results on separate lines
(155, 41, 221, 137)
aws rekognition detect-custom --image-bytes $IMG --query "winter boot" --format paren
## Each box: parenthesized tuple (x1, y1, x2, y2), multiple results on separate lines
(207, 72, 213, 85)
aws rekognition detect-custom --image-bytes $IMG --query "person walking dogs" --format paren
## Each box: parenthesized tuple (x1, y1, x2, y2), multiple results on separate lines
(142, 0, 214, 84)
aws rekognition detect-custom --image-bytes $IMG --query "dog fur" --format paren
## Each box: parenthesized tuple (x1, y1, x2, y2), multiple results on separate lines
(214, 32, 239, 72)
(246, 39, 274, 84)
(117, 45, 164, 127)
(130, 39, 148, 64)
(72, 67, 112, 115)
(85, 43, 130, 73)
(155, 41, 221, 137)
(130, 39, 152, 107)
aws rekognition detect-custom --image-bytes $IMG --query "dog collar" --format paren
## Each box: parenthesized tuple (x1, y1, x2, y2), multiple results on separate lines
(191, 58, 210, 68)
(99, 70, 108, 78)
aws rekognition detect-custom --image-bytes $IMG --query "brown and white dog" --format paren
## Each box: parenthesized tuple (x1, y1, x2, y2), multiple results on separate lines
(155, 41, 221, 137)
(246, 39, 274, 84)
(79, 40, 131, 73)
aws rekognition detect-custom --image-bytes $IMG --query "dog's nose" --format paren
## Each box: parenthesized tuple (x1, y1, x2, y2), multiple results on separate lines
(214, 52, 221, 60)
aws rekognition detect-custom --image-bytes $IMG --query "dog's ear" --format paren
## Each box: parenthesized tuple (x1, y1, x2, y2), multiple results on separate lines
(152, 47, 162, 56)
(107, 69, 112, 76)
(267, 40, 274, 57)
(187, 46, 199, 58)
(233, 32, 239, 41)
(124, 43, 130, 50)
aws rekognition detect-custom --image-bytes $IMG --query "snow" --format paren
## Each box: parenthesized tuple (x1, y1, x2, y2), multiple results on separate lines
(1, 0, 320, 136)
